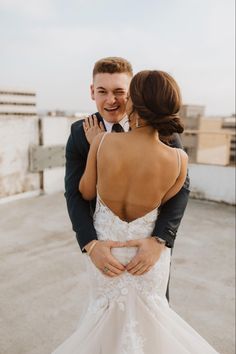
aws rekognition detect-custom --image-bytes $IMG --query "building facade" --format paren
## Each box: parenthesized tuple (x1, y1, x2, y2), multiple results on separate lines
(180, 105, 233, 165)
(0, 89, 37, 116)
(180, 104, 205, 162)
(222, 115, 236, 163)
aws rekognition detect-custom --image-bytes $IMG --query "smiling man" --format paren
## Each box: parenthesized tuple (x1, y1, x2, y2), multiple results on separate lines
(92, 72, 131, 120)
(64, 57, 190, 300)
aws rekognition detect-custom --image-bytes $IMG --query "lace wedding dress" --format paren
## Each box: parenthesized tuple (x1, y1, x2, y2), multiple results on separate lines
(52, 194, 219, 354)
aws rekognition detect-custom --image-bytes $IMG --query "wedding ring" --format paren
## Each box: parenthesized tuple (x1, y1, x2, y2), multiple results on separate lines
(104, 266, 109, 273)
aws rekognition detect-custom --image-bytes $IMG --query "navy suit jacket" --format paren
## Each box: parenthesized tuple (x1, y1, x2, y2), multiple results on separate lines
(64, 112, 190, 251)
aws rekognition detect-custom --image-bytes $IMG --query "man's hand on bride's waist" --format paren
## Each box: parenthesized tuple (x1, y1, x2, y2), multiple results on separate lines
(85, 240, 127, 278)
(125, 237, 165, 276)
(85, 238, 165, 277)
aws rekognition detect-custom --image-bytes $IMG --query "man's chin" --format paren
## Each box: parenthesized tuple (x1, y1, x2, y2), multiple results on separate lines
(103, 110, 124, 123)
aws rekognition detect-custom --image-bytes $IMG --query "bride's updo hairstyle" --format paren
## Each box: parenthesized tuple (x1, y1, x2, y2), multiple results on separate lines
(129, 70, 184, 136)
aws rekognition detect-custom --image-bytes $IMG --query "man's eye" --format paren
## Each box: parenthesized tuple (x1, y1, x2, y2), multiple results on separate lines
(115, 91, 125, 96)
(98, 91, 106, 94)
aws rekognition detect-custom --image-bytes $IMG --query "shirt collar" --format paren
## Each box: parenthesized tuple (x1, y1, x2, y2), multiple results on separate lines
(103, 115, 129, 132)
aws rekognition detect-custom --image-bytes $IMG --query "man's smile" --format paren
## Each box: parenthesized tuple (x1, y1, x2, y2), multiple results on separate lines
(104, 106, 120, 112)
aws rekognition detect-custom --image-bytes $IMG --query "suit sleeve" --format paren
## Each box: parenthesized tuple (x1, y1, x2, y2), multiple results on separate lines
(64, 124, 97, 251)
(152, 133, 190, 248)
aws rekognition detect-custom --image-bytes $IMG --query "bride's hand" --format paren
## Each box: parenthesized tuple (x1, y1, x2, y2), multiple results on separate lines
(125, 237, 165, 275)
(83, 115, 105, 144)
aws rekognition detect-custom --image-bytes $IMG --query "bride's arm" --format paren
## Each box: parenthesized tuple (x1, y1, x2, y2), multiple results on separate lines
(79, 133, 105, 200)
(161, 150, 188, 205)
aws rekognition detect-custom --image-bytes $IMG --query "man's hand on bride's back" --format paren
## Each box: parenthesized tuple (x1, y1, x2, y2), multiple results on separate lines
(87, 240, 126, 277)
(125, 237, 165, 276)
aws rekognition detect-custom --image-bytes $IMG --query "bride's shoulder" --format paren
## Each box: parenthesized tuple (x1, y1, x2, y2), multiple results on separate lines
(101, 131, 127, 145)
(163, 144, 188, 166)
(91, 132, 107, 147)
(92, 132, 121, 156)
(159, 141, 187, 160)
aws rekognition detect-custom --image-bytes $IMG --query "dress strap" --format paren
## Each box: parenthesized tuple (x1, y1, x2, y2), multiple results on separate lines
(97, 132, 109, 159)
(176, 148, 181, 178)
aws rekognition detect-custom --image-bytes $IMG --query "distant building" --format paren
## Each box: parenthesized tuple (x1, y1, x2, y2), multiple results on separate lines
(42, 110, 89, 120)
(46, 110, 66, 117)
(180, 104, 205, 162)
(180, 104, 205, 129)
(222, 115, 236, 163)
(181, 105, 232, 165)
(196, 118, 231, 165)
(0, 89, 37, 117)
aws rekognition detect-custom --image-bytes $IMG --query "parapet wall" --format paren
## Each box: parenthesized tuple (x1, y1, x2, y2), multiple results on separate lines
(0, 116, 235, 205)
(0, 116, 40, 197)
(189, 164, 235, 204)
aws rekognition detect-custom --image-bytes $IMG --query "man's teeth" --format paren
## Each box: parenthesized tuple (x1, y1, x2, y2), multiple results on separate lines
(105, 107, 119, 111)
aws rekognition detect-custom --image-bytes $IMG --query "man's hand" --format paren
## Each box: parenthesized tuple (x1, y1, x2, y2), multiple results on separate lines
(83, 115, 105, 144)
(125, 237, 165, 275)
(85, 240, 126, 277)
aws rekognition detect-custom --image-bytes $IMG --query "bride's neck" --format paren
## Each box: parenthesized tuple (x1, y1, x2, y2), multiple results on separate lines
(130, 123, 158, 138)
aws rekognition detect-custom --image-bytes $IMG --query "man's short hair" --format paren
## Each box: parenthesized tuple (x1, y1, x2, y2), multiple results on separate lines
(93, 57, 133, 78)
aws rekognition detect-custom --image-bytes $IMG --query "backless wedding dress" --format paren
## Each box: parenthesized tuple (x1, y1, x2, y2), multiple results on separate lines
(52, 192, 219, 354)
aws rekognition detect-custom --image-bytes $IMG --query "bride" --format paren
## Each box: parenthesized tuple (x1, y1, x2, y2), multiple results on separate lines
(52, 70, 218, 353)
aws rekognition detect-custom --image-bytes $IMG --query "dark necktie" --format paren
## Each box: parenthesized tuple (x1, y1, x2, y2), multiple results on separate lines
(111, 123, 124, 133)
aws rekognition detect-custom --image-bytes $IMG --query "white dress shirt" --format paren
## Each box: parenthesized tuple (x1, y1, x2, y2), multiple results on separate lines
(103, 116, 129, 133)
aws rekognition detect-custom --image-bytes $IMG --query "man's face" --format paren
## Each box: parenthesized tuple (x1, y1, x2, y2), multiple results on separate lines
(90, 72, 132, 123)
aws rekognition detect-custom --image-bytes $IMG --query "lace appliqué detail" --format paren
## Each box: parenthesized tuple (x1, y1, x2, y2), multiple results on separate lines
(87, 249, 170, 316)
(121, 320, 145, 354)
(86, 196, 171, 316)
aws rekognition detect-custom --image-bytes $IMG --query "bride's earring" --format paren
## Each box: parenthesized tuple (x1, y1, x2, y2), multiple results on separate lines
(136, 117, 140, 128)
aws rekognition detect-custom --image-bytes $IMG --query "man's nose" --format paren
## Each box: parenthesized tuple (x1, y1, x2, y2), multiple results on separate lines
(106, 93, 116, 105)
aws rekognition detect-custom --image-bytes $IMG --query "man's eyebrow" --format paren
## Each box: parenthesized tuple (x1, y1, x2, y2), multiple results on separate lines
(96, 87, 125, 91)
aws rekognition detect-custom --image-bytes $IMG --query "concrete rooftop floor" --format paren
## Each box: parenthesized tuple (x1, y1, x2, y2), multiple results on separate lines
(0, 193, 235, 354)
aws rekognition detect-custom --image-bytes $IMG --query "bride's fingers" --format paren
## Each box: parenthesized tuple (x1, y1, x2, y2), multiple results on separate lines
(89, 115, 94, 127)
(82, 122, 87, 133)
(85, 117, 90, 128)
(83, 119, 89, 131)
(108, 257, 126, 271)
(125, 240, 140, 247)
(126, 257, 139, 271)
(128, 262, 145, 274)
(93, 115, 98, 126)
(134, 265, 150, 276)
(104, 264, 124, 276)
(99, 122, 105, 131)
(101, 268, 116, 277)
(108, 241, 126, 248)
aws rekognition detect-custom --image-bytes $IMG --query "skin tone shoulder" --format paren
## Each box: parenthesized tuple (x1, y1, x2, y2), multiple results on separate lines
(80, 121, 188, 221)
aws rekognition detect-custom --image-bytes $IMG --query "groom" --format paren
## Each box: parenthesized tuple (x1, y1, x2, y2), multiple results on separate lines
(65, 57, 190, 298)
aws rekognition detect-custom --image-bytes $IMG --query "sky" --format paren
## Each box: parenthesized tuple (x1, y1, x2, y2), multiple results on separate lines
(0, 0, 235, 116)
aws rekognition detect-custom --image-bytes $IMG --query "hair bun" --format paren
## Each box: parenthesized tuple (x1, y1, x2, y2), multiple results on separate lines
(149, 114, 184, 136)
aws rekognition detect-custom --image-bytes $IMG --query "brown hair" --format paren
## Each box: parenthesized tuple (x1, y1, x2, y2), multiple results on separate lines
(93, 57, 133, 78)
(129, 70, 184, 136)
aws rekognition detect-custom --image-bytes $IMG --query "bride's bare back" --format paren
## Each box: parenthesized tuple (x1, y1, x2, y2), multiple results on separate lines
(96, 131, 187, 222)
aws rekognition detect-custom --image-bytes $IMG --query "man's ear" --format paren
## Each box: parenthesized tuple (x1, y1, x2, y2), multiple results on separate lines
(90, 84, 95, 100)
